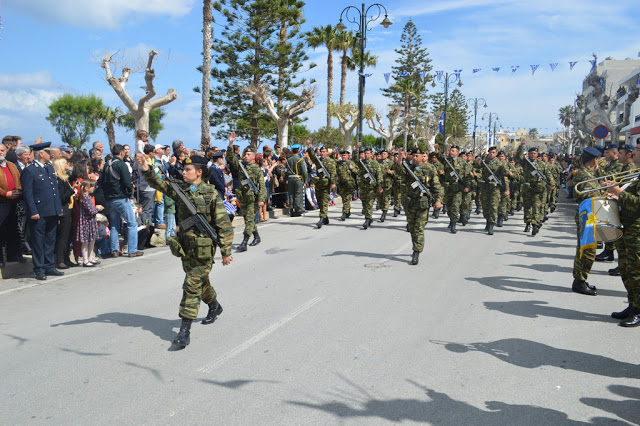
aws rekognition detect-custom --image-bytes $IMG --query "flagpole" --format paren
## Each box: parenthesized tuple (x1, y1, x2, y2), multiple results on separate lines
(466, 97, 487, 154)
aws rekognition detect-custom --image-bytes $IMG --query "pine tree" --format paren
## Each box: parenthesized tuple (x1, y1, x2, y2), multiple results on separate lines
(431, 88, 469, 142)
(381, 20, 432, 120)
(205, 0, 312, 148)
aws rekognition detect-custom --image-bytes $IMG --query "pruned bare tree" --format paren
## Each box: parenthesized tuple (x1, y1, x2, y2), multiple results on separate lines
(328, 102, 375, 152)
(367, 108, 403, 150)
(243, 83, 316, 147)
(101, 49, 178, 134)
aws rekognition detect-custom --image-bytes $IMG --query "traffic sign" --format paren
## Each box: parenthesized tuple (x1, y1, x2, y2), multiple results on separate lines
(594, 125, 609, 139)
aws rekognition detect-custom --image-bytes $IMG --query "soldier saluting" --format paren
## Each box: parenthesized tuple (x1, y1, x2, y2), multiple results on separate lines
(136, 153, 234, 350)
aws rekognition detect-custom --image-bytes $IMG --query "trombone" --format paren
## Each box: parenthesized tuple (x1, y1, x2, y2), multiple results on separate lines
(574, 169, 640, 195)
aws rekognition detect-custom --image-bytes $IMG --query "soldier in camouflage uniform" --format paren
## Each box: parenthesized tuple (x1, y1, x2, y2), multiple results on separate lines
(479, 147, 510, 235)
(605, 141, 640, 326)
(227, 134, 267, 252)
(391, 152, 404, 217)
(473, 155, 483, 214)
(509, 158, 523, 215)
(376, 149, 394, 222)
(429, 153, 446, 218)
(595, 144, 623, 262)
(570, 147, 603, 296)
(285, 144, 307, 217)
(459, 151, 474, 224)
(398, 147, 443, 265)
(515, 144, 555, 236)
(357, 147, 383, 229)
(436, 145, 472, 233)
(496, 151, 513, 227)
(137, 153, 234, 350)
(306, 140, 337, 228)
(548, 154, 563, 213)
(336, 150, 359, 220)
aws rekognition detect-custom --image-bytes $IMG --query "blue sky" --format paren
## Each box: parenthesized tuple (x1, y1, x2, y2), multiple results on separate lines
(0, 0, 638, 150)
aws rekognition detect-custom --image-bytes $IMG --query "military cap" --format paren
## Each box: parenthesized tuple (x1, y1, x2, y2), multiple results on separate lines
(211, 151, 224, 159)
(528, 147, 538, 153)
(363, 147, 373, 152)
(583, 147, 602, 159)
(487, 146, 497, 152)
(30, 142, 51, 151)
(243, 147, 256, 154)
(595, 146, 605, 155)
(379, 149, 388, 154)
(450, 145, 460, 150)
(410, 147, 424, 154)
(184, 155, 209, 166)
(58, 144, 73, 152)
(290, 144, 301, 150)
(619, 143, 635, 152)
(339, 150, 349, 154)
(603, 143, 618, 151)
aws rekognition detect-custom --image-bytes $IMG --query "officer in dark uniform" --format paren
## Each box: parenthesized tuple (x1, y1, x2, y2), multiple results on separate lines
(20, 142, 64, 280)
(208, 151, 226, 199)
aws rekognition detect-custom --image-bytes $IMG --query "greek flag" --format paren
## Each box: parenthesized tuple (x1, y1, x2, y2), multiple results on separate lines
(492, 67, 500, 72)
(550, 63, 558, 71)
(511, 66, 519, 73)
(473, 68, 482, 73)
(530, 64, 539, 75)
(400, 71, 410, 77)
(454, 69, 462, 80)
(569, 61, 578, 70)
(438, 112, 445, 134)
(589, 59, 596, 71)
(578, 198, 597, 258)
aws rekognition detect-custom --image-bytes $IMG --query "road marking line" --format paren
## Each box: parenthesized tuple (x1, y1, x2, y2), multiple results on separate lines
(198, 296, 324, 374)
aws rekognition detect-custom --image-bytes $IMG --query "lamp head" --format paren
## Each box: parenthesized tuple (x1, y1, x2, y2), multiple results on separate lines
(336, 20, 347, 32)
(381, 15, 392, 29)
(431, 81, 437, 88)
(457, 80, 463, 87)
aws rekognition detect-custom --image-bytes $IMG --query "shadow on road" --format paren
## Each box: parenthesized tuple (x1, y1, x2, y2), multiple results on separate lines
(466, 275, 573, 294)
(323, 250, 409, 264)
(286, 378, 621, 424)
(484, 300, 615, 323)
(580, 385, 640, 425)
(51, 312, 178, 343)
(498, 250, 575, 260)
(200, 378, 279, 389)
(432, 338, 640, 379)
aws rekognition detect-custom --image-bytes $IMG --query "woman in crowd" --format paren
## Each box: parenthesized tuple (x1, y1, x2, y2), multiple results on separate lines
(52, 158, 76, 269)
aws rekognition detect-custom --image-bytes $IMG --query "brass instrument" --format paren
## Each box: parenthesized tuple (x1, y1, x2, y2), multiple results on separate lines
(574, 169, 640, 195)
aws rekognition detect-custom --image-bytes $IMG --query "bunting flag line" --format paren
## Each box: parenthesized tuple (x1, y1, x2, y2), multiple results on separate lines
(358, 73, 373, 87)
(531, 64, 539, 75)
(436, 70, 444, 81)
(454, 69, 462, 80)
(589, 59, 596, 71)
(438, 112, 445, 134)
(569, 61, 578, 70)
(511, 66, 519, 73)
(384, 73, 390, 84)
(492, 67, 500, 72)
(550, 63, 558, 71)
(473, 68, 482, 73)
(399, 71, 410, 77)
(419, 71, 427, 81)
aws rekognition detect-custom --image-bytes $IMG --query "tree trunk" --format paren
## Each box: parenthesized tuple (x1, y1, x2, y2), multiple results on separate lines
(251, 27, 262, 149)
(340, 50, 348, 106)
(201, 0, 212, 150)
(105, 122, 117, 151)
(327, 50, 333, 127)
(277, 120, 289, 147)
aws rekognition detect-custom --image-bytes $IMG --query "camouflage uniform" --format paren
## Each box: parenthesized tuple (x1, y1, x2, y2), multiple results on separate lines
(285, 153, 308, 216)
(480, 158, 509, 223)
(472, 160, 483, 213)
(226, 150, 267, 236)
(336, 158, 359, 215)
(436, 152, 471, 223)
(357, 158, 383, 219)
(307, 147, 337, 219)
(498, 160, 512, 217)
(515, 145, 554, 227)
(399, 161, 443, 252)
(376, 157, 394, 213)
(617, 177, 640, 310)
(572, 166, 604, 281)
(510, 162, 523, 212)
(143, 168, 234, 320)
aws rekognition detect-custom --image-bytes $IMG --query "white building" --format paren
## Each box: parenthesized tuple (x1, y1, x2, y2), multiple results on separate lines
(616, 66, 640, 144)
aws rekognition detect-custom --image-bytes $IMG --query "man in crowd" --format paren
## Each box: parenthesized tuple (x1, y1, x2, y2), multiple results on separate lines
(15, 145, 32, 172)
(515, 143, 555, 236)
(306, 140, 336, 229)
(286, 144, 307, 217)
(20, 142, 64, 280)
(100, 144, 143, 258)
(595, 143, 623, 262)
(2, 135, 19, 164)
(93, 141, 104, 156)
(208, 151, 226, 199)
(0, 143, 25, 263)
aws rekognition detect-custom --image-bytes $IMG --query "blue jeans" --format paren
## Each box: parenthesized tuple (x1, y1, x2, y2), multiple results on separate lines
(153, 199, 164, 226)
(107, 198, 138, 254)
(164, 213, 176, 242)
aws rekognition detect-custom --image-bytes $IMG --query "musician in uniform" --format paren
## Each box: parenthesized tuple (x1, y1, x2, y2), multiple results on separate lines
(595, 143, 624, 262)
(306, 140, 337, 228)
(570, 147, 603, 296)
(285, 144, 307, 217)
(603, 140, 640, 326)
(226, 132, 267, 252)
(399, 147, 443, 265)
(515, 143, 554, 236)
(336, 150, 358, 221)
(357, 147, 383, 229)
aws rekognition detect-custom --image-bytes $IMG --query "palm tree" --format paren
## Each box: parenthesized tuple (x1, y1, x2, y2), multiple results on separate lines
(92, 106, 125, 151)
(558, 105, 573, 129)
(347, 45, 378, 98)
(335, 30, 355, 106)
(306, 25, 339, 127)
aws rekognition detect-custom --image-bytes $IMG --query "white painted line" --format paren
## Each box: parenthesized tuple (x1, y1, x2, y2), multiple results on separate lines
(198, 296, 324, 374)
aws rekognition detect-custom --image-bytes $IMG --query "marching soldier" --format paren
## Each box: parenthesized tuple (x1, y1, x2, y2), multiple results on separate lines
(306, 140, 337, 228)
(515, 143, 554, 236)
(357, 147, 383, 229)
(226, 132, 267, 252)
(548, 153, 563, 213)
(570, 147, 603, 296)
(391, 152, 404, 217)
(376, 149, 394, 222)
(429, 152, 445, 218)
(136, 153, 234, 349)
(473, 155, 483, 215)
(509, 157, 523, 215)
(479, 147, 510, 235)
(496, 151, 513, 227)
(595, 143, 623, 262)
(285, 144, 307, 217)
(399, 147, 443, 265)
(336, 150, 358, 221)
(436, 144, 472, 233)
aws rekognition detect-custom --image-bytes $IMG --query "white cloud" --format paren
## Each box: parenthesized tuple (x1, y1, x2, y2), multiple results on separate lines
(0, 71, 57, 89)
(5, 0, 196, 30)
(0, 89, 61, 113)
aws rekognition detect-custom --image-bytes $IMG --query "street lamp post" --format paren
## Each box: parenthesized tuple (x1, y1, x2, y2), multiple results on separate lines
(337, 3, 392, 147)
(466, 97, 487, 154)
(431, 72, 463, 147)
(482, 112, 499, 149)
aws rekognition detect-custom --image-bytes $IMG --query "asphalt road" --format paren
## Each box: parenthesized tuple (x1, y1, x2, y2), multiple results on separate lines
(1, 197, 638, 425)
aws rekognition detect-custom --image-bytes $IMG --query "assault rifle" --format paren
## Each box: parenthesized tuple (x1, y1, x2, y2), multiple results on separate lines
(359, 159, 377, 185)
(481, 160, 504, 188)
(523, 155, 549, 184)
(159, 169, 219, 247)
(316, 158, 331, 180)
(238, 160, 260, 194)
(441, 155, 467, 188)
(402, 160, 435, 203)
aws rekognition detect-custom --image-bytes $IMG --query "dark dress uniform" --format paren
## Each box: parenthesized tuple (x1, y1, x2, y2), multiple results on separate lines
(21, 158, 63, 278)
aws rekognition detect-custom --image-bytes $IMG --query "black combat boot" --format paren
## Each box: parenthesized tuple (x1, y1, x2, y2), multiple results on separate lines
(442, 204, 447, 214)
(619, 308, 640, 327)
(340, 212, 347, 221)
(323, 217, 329, 225)
(485, 221, 490, 231)
(461, 214, 469, 226)
(496, 215, 504, 227)
(393, 208, 400, 217)
(609, 266, 620, 276)
(380, 211, 387, 222)
(532, 224, 540, 236)
(406, 223, 410, 232)
(410, 251, 419, 265)
(202, 300, 223, 325)
(450, 222, 457, 234)
(475, 206, 481, 214)
(487, 222, 495, 235)
(173, 318, 192, 349)
(249, 231, 261, 246)
(595, 249, 614, 262)
(363, 218, 370, 229)
(509, 209, 514, 216)
(550, 204, 556, 213)
(433, 208, 440, 219)
(346, 212, 351, 219)
(611, 304, 633, 320)
(524, 223, 531, 232)
(503, 213, 509, 222)
(316, 218, 324, 229)
(236, 235, 250, 252)
(516, 202, 522, 211)
(572, 279, 597, 296)
(543, 213, 549, 222)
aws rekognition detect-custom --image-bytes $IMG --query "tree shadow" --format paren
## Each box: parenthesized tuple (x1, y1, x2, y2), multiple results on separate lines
(433, 338, 640, 379)
(287, 378, 622, 424)
(125, 361, 164, 383)
(507, 263, 575, 274)
(199, 379, 279, 389)
(4, 333, 29, 347)
(51, 313, 178, 343)
(508, 240, 573, 249)
(466, 276, 572, 294)
(581, 385, 640, 425)
(483, 300, 615, 323)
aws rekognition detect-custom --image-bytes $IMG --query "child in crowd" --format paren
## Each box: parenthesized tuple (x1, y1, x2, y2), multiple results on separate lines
(95, 213, 111, 258)
(76, 180, 102, 267)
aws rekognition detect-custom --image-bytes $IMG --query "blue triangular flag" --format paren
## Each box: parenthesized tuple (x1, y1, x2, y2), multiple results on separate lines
(436, 71, 444, 81)
(400, 71, 410, 77)
(473, 68, 482, 73)
(492, 67, 500, 72)
(454, 69, 462, 80)
(384, 73, 390, 84)
(511, 66, 519, 73)
(531, 65, 539, 75)
(438, 112, 445, 134)
(358, 73, 373, 87)
(419, 71, 427, 81)
(550, 63, 558, 71)
(569, 61, 578, 70)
